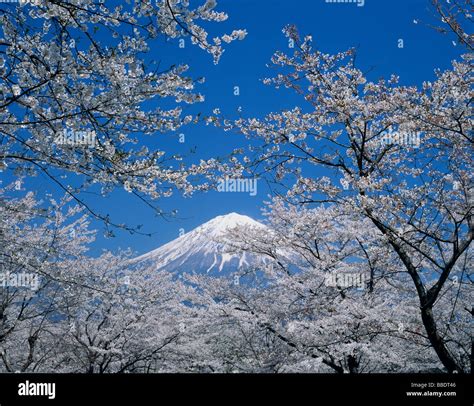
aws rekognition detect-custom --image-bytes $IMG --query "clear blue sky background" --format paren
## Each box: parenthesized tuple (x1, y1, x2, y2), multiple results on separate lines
(20, 0, 465, 256)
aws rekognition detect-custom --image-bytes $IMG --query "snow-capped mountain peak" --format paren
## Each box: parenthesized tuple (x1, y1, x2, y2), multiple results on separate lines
(134, 213, 267, 275)
(192, 212, 262, 237)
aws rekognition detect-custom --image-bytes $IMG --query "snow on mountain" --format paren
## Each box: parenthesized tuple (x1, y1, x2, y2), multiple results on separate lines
(133, 213, 269, 275)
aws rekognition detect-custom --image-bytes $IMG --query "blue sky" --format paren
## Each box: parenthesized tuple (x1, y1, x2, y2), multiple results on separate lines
(17, 0, 464, 256)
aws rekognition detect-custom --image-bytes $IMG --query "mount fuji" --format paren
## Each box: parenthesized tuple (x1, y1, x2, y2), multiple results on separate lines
(133, 213, 269, 276)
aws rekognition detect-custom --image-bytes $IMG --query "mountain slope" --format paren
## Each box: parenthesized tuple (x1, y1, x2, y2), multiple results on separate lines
(134, 213, 269, 275)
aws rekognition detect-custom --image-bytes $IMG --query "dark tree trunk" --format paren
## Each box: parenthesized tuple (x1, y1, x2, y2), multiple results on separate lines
(347, 354, 359, 373)
(366, 212, 465, 373)
(420, 305, 462, 373)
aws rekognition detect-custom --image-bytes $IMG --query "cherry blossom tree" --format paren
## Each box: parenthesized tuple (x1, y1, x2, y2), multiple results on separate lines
(431, 0, 473, 50)
(0, 183, 94, 371)
(1, 0, 471, 374)
(53, 253, 194, 373)
(0, 0, 246, 232)
(225, 23, 472, 373)
(0, 182, 198, 372)
(187, 201, 453, 372)
(1, 181, 470, 372)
